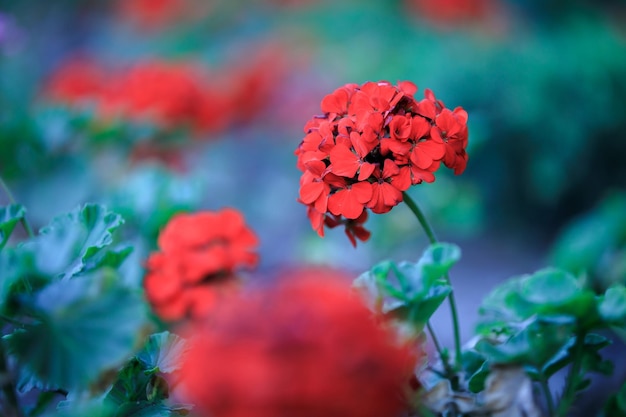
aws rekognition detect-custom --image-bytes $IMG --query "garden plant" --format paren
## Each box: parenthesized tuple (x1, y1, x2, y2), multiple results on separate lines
(1, 1, 626, 417)
(1, 77, 626, 417)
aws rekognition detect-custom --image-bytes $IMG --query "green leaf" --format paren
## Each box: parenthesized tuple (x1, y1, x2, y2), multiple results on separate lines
(467, 360, 490, 393)
(3, 269, 146, 391)
(115, 401, 191, 417)
(23, 204, 125, 279)
(0, 204, 25, 249)
(48, 399, 115, 417)
(476, 315, 575, 367)
(477, 268, 600, 334)
(599, 285, 626, 324)
(136, 332, 188, 374)
(104, 166, 204, 242)
(353, 248, 453, 330)
(520, 268, 580, 305)
(416, 243, 461, 281)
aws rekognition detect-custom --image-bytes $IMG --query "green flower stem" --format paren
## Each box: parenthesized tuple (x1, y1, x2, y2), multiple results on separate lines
(426, 322, 444, 360)
(402, 192, 462, 371)
(0, 176, 35, 239)
(556, 331, 587, 417)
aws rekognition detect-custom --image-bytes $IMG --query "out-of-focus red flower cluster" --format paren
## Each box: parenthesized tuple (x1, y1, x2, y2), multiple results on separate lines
(295, 81, 468, 246)
(406, 0, 497, 26)
(117, 0, 188, 30)
(143, 208, 258, 322)
(179, 274, 418, 417)
(42, 54, 284, 137)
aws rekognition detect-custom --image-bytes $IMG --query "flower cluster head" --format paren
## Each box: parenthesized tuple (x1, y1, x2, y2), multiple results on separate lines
(178, 274, 417, 417)
(143, 208, 258, 322)
(295, 81, 468, 246)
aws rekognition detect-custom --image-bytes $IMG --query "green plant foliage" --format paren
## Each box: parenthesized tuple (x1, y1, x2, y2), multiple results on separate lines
(0, 204, 25, 249)
(475, 315, 575, 367)
(550, 191, 626, 291)
(477, 268, 600, 335)
(136, 332, 189, 374)
(3, 269, 147, 391)
(599, 285, 626, 324)
(353, 243, 458, 329)
(105, 332, 191, 417)
(22, 204, 128, 279)
(104, 166, 204, 244)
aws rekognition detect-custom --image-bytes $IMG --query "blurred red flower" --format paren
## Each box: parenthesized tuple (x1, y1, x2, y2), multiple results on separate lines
(42, 57, 105, 104)
(101, 61, 212, 129)
(295, 81, 469, 246)
(143, 208, 259, 322)
(179, 274, 417, 417)
(116, 0, 190, 30)
(407, 0, 497, 26)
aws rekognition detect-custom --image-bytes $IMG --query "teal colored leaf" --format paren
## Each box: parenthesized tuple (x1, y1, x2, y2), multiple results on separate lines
(115, 401, 191, 417)
(599, 285, 626, 324)
(467, 360, 490, 393)
(477, 268, 600, 334)
(81, 244, 133, 272)
(416, 243, 461, 281)
(519, 268, 579, 305)
(476, 315, 575, 367)
(136, 332, 188, 374)
(0, 204, 25, 249)
(353, 245, 455, 330)
(48, 399, 115, 417)
(3, 269, 146, 391)
(23, 204, 125, 279)
(105, 166, 204, 242)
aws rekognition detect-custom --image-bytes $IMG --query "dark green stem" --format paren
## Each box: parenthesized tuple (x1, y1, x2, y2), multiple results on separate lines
(0, 177, 35, 239)
(556, 331, 587, 417)
(402, 192, 463, 371)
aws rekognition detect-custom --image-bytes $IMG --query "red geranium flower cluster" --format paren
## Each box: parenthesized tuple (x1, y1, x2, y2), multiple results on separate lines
(178, 274, 417, 417)
(295, 81, 468, 246)
(143, 208, 258, 322)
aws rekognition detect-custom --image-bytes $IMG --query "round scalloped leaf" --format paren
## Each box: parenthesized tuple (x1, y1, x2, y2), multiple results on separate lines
(23, 204, 126, 279)
(599, 285, 626, 324)
(136, 332, 189, 374)
(3, 269, 146, 391)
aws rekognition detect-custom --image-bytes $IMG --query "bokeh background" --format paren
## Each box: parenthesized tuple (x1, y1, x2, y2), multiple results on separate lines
(1, 0, 626, 411)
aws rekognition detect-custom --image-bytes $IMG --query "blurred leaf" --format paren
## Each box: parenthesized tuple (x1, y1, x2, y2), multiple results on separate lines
(477, 268, 600, 333)
(3, 269, 146, 391)
(0, 204, 25, 249)
(476, 315, 575, 367)
(105, 166, 204, 243)
(48, 399, 116, 417)
(539, 333, 610, 380)
(599, 285, 626, 324)
(550, 192, 626, 291)
(23, 204, 125, 279)
(467, 360, 490, 393)
(136, 332, 188, 374)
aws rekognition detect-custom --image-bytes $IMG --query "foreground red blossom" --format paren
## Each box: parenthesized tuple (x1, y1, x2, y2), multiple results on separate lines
(143, 208, 258, 322)
(295, 81, 468, 246)
(179, 275, 417, 417)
